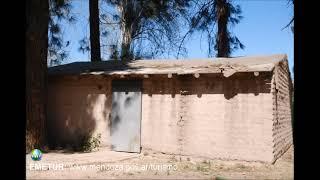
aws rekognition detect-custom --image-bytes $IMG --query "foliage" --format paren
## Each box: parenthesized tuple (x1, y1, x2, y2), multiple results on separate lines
(282, 0, 294, 33)
(79, 38, 91, 54)
(79, 133, 102, 152)
(180, 0, 244, 57)
(48, 0, 76, 66)
(99, 0, 192, 60)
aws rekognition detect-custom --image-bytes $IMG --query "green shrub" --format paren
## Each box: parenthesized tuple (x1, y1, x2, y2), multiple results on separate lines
(80, 133, 101, 152)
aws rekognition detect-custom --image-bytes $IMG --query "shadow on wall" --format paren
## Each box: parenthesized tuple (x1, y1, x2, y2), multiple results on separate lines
(143, 72, 272, 100)
(46, 60, 146, 152)
(45, 71, 272, 152)
(47, 84, 111, 152)
(111, 94, 120, 135)
(110, 91, 140, 135)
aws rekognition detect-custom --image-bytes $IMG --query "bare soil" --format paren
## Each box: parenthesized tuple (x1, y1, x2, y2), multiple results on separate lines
(26, 146, 293, 179)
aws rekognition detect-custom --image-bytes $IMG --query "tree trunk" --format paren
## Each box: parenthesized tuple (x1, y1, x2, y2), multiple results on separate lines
(26, 0, 49, 152)
(121, 27, 133, 60)
(119, 0, 133, 61)
(216, 0, 230, 57)
(89, 0, 101, 61)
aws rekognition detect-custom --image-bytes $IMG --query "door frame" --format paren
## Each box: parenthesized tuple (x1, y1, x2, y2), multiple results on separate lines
(110, 79, 143, 153)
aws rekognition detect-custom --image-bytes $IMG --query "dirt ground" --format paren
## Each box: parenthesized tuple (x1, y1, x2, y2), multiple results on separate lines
(26, 146, 293, 179)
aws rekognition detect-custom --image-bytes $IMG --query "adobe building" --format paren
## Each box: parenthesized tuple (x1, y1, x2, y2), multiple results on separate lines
(47, 54, 293, 163)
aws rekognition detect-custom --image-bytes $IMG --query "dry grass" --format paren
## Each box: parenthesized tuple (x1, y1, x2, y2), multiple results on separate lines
(26, 146, 293, 179)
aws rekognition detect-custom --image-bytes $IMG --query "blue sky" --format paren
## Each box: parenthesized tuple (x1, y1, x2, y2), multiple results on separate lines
(60, 0, 294, 78)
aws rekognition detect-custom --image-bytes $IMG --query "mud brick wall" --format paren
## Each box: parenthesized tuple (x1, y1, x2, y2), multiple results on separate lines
(141, 76, 181, 154)
(48, 75, 113, 148)
(271, 61, 293, 163)
(141, 73, 275, 162)
(48, 70, 291, 163)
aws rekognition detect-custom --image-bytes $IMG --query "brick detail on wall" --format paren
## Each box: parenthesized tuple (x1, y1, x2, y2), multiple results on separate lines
(141, 73, 276, 162)
(141, 77, 181, 154)
(271, 60, 293, 163)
